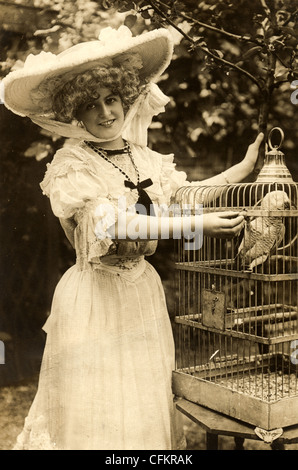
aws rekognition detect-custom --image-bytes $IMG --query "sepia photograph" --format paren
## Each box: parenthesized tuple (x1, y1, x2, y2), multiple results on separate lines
(0, 0, 298, 453)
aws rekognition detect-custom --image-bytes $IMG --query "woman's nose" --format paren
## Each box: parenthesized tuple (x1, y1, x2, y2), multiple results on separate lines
(97, 102, 111, 118)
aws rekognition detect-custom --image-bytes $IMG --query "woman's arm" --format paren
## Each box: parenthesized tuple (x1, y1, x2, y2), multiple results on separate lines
(104, 134, 263, 243)
(111, 210, 245, 241)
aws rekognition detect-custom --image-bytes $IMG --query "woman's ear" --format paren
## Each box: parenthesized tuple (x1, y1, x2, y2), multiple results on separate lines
(76, 119, 86, 129)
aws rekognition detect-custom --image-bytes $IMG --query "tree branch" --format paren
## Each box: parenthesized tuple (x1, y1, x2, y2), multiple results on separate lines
(159, 2, 260, 45)
(282, 8, 298, 26)
(201, 48, 265, 91)
(149, 0, 265, 92)
(272, 50, 291, 70)
(259, 0, 271, 16)
(267, 51, 277, 94)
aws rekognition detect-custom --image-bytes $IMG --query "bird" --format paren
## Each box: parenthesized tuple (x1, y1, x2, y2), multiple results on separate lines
(235, 190, 290, 271)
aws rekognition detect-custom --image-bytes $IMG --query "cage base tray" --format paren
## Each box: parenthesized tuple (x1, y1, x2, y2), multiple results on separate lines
(173, 356, 298, 430)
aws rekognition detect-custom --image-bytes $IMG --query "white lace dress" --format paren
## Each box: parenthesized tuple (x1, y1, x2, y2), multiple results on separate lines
(13, 141, 188, 450)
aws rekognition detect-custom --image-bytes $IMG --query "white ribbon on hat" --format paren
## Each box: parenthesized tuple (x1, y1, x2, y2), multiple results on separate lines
(122, 82, 170, 146)
(28, 82, 170, 146)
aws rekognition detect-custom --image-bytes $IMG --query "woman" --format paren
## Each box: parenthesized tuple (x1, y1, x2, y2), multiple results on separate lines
(3, 26, 263, 450)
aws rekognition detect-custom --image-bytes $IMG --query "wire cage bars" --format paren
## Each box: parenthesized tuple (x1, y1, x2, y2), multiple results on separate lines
(172, 129, 298, 431)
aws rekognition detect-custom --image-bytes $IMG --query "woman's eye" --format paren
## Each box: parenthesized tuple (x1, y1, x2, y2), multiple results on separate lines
(106, 96, 117, 104)
(86, 103, 95, 110)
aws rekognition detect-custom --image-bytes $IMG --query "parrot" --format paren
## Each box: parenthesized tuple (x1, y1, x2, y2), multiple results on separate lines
(235, 190, 290, 271)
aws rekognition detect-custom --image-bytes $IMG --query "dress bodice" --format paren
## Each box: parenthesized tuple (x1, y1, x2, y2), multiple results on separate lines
(40, 141, 188, 271)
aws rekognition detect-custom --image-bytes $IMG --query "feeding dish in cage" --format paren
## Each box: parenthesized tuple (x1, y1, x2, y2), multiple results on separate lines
(173, 127, 298, 432)
(202, 285, 226, 330)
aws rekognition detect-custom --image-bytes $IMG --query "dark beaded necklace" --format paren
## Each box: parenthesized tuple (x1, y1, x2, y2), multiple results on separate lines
(85, 140, 155, 216)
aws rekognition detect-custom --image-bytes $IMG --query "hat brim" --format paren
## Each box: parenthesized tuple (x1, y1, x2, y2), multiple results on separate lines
(3, 28, 174, 117)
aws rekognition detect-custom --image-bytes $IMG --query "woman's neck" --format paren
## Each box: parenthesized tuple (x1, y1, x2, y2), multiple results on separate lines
(91, 137, 126, 151)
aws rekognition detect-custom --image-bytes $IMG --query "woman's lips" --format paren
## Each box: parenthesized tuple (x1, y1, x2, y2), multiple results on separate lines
(99, 119, 116, 127)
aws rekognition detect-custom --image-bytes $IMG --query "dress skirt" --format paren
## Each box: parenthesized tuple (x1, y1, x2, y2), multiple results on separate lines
(14, 257, 183, 450)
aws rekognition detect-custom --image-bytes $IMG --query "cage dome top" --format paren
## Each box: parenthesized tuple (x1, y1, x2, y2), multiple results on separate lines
(256, 127, 294, 183)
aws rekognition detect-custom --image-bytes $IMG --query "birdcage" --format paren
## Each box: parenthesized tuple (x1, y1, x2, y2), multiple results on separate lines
(172, 128, 298, 432)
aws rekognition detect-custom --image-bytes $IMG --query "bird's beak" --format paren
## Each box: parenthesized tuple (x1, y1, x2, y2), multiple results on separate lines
(284, 201, 291, 210)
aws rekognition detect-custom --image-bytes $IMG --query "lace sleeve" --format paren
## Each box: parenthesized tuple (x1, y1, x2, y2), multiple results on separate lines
(74, 198, 123, 267)
(40, 146, 124, 262)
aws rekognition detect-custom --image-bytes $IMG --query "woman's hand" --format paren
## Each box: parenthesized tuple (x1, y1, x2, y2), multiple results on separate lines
(202, 211, 245, 239)
(198, 132, 264, 188)
(241, 132, 264, 174)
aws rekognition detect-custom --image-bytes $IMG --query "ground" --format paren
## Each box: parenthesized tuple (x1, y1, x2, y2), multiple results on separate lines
(1, 375, 298, 451)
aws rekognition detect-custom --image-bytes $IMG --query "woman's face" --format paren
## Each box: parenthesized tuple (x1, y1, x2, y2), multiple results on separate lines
(76, 87, 125, 145)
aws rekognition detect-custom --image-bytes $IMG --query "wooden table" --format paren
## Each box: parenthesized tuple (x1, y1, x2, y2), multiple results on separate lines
(176, 398, 298, 450)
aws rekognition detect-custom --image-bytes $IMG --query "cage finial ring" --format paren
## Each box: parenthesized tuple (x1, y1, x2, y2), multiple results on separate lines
(268, 127, 284, 150)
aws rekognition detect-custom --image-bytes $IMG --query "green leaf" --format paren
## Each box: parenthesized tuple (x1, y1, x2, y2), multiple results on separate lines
(141, 9, 153, 19)
(137, 0, 151, 7)
(24, 142, 52, 161)
(123, 1, 136, 9)
(280, 26, 298, 40)
(274, 63, 290, 79)
(124, 14, 137, 29)
(241, 46, 262, 60)
(101, 0, 114, 9)
(118, 4, 133, 13)
(210, 49, 224, 59)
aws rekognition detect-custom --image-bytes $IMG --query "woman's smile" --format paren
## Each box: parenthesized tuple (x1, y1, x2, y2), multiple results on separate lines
(99, 118, 116, 127)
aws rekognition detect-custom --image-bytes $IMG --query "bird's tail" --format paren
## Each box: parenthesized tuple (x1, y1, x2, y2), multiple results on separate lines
(277, 233, 298, 251)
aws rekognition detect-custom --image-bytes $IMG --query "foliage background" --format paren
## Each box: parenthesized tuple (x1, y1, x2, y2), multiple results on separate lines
(0, 0, 297, 386)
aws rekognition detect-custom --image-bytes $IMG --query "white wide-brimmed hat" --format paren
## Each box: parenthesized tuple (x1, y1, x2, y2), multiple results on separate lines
(3, 26, 174, 146)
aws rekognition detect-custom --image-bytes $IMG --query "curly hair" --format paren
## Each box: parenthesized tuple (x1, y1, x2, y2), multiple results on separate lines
(52, 65, 143, 123)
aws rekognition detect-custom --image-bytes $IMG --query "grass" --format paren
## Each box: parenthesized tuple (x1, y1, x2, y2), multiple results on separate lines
(0, 376, 38, 451)
(1, 375, 298, 450)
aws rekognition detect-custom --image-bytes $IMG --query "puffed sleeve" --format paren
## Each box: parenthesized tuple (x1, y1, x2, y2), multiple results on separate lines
(40, 146, 110, 217)
(40, 147, 124, 264)
(160, 153, 189, 204)
(157, 151, 210, 209)
(45, 170, 106, 218)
